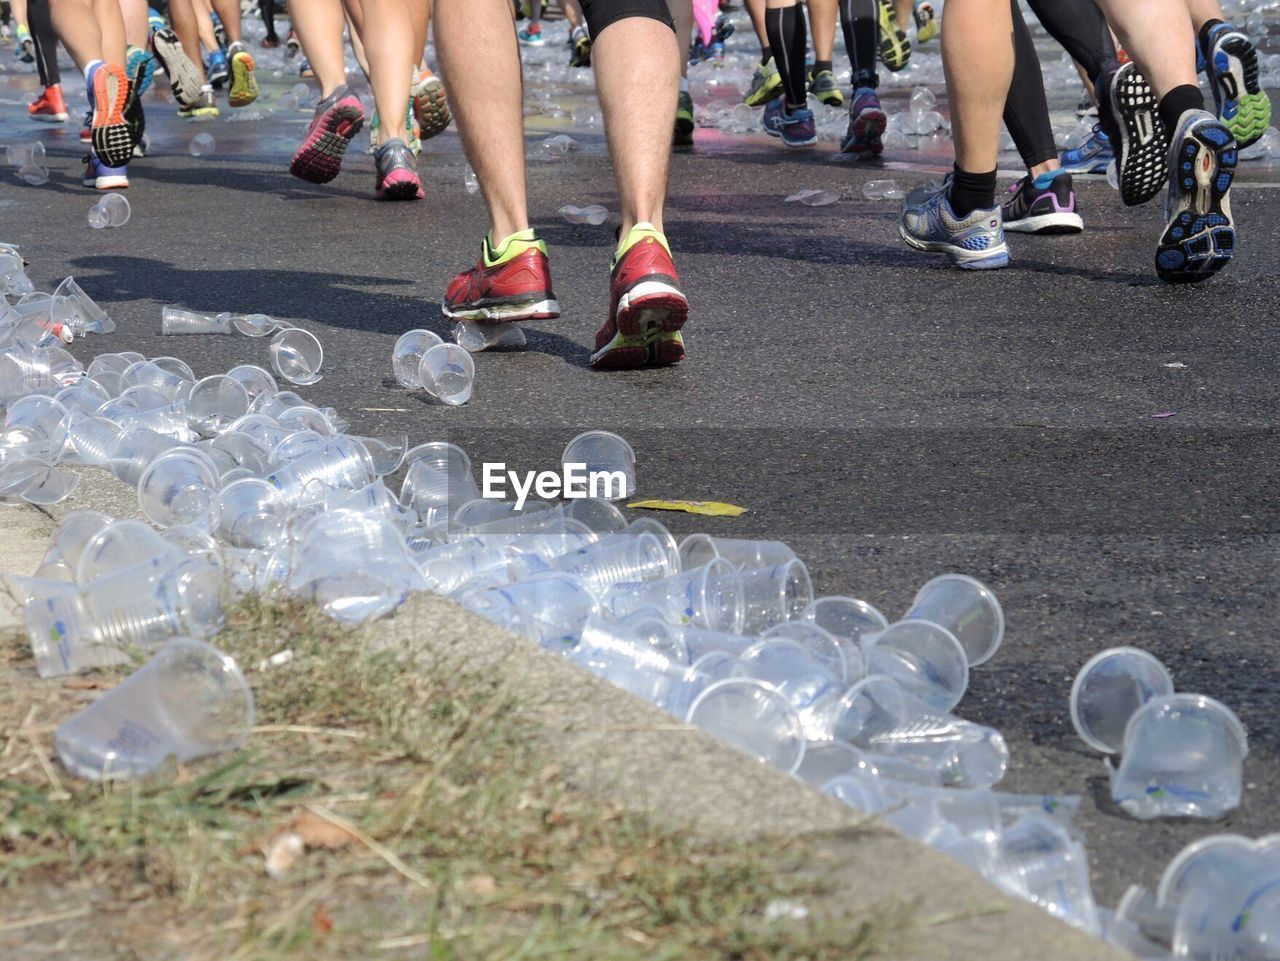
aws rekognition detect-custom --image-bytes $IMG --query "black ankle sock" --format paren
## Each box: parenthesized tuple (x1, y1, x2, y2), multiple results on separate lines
(761, 46, 772, 64)
(1197, 18, 1223, 53)
(1158, 84, 1206, 135)
(813, 59, 832, 76)
(948, 165, 997, 217)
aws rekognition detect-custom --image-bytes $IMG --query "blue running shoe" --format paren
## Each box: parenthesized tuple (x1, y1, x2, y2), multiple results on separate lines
(1202, 22, 1271, 150)
(763, 98, 817, 147)
(900, 177, 1009, 270)
(126, 45, 156, 97)
(206, 49, 229, 89)
(82, 154, 129, 190)
(1059, 125, 1113, 174)
(1156, 109, 1237, 284)
(148, 8, 166, 34)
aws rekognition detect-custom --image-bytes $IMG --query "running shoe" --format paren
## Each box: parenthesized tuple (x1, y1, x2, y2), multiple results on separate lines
(87, 61, 133, 168)
(262, 34, 280, 49)
(877, 0, 911, 72)
(227, 42, 258, 107)
(177, 86, 219, 119)
(1105, 62, 1167, 207)
(286, 30, 300, 56)
(411, 68, 451, 140)
(124, 78, 146, 152)
(840, 86, 886, 156)
(913, 1, 939, 43)
(899, 177, 1009, 269)
(125, 44, 156, 97)
(290, 84, 364, 183)
(148, 9, 166, 34)
(674, 89, 695, 147)
(714, 12, 735, 42)
(16, 24, 32, 63)
(443, 230, 561, 322)
(744, 57, 783, 107)
(368, 99, 421, 156)
(206, 49, 229, 89)
(518, 22, 546, 45)
(374, 137, 424, 200)
(28, 84, 68, 123)
(82, 155, 128, 190)
(79, 111, 91, 143)
(1059, 125, 1112, 174)
(763, 98, 817, 147)
(1156, 109, 1236, 283)
(151, 26, 203, 109)
(1202, 22, 1271, 150)
(1076, 86, 1098, 119)
(709, 40, 725, 63)
(570, 26, 592, 68)
(1001, 172, 1083, 234)
(808, 69, 844, 107)
(211, 11, 227, 51)
(591, 223, 688, 369)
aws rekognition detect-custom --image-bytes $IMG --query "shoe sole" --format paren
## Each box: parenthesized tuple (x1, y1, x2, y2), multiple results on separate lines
(593, 283, 688, 369)
(84, 175, 129, 190)
(412, 77, 452, 140)
(898, 223, 1010, 270)
(377, 167, 424, 201)
(877, 0, 911, 71)
(229, 51, 259, 108)
(180, 107, 220, 120)
(591, 327, 685, 370)
(1111, 63, 1167, 207)
(442, 298, 561, 322)
(1156, 118, 1236, 284)
(1003, 212, 1084, 235)
(90, 64, 133, 168)
(151, 29, 203, 109)
(29, 113, 68, 124)
(783, 134, 818, 148)
(744, 74, 783, 107)
(290, 101, 364, 183)
(841, 105, 886, 155)
(1211, 34, 1271, 150)
(1058, 153, 1112, 175)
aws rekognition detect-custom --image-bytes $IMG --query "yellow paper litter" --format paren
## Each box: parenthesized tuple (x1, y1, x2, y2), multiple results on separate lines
(626, 499, 747, 517)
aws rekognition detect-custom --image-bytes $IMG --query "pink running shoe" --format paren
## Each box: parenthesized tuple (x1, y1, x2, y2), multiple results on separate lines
(374, 138, 424, 200)
(290, 84, 364, 184)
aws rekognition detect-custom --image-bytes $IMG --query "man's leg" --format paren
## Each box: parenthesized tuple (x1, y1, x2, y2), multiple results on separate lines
(288, 0, 366, 183)
(669, 0, 694, 145)
(807, 0, 842, 106)
(838, 0, 885, 156)
(742, 0, 782, 106)
(49, 0, 132, 172)
(1186, 0, 1271, 148)
(762, 0, 817, 146)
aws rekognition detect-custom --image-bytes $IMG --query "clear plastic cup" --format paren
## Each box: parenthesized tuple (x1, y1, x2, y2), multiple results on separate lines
(733, 637, 848, 739)
(1171, 862, 1280, 961)
(137, 447, 222, 531)
(985, 814, 1100, 934)
(391, 329, 444, 388)
(738, 559, 812, 634)
(615, 517, 679, 569)
(803, 596, 890, 646)
(355, 434, 408, 476)
(88, 193, 131, 229)
(226, 364, 278, 404)
(232, 313, 285, 337)
(187, 375, 250, 435)
(418, 540, 519, 595)
(685, 678, 806, 775)
(75, 518, 174, 583)
(458, 571, 599, 647)
(215, 477, 288, 549)
(160, 306, 233, 335)
(111, 427, 185, 487)
(51, 277, 114, 336)
(453, 320, 526, 353)
(189, 132, 216, 156)
(2, 394, 69, 458)
(1109, 692, 1248, 820)
(265, 435, 375, 504)
(54, 638, 252, 780)
(862, 620, 969, 713)
(1070, 646, 1175, 754)
(34, 510, 114, 581)
(794, 740, 870, 788)
(54, 380, 111, 415)
(604, 558, 744, 632)
(563, 496, 629, 535)
(678, 535, 796, 571)
(823, 770, 892, 814)
(1157, 834, 1263, 910)
(269, 327, 324, 385)
(418, 343, 474, 405)
(400, 445, 480, 527)
(762, 621, 860, 684)
(674, 623, 760, 661)
(6, 142, 45, 168)
(551, 530, 675, 596)
(572, 615, 712, 716)
(207, 431, 270, 476)
(561, 430, 634, 501)
(0, 457, 80, 505)
(0, 344, 83, 400)
(1113, 884, 1179, 949)
(26, 555, 225, 676)
(122, 359, 192, 400)
(905, 573, 1005, 667)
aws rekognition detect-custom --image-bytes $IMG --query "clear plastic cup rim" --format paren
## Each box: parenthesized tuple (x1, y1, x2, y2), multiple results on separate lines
(862, 619, 968, 713)
(1157, 833, 1258, 906)
(1121, 691, 1248, 760)
(1069, 646, 1174, 754)
(804, 595, 891, 635)
(161, 637, 256, 749)
(562, 429, 636, 468)
(685, 678, 806, 775)
(909, 573, 1005, 667)
(738, 635, 849, 690)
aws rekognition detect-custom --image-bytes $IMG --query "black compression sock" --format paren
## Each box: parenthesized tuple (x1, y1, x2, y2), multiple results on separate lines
(1158, 84, 1206, 135)
(813, 59, 832, 76)
(1197, 18, 1223, 53)
(764, 5, 809, 108)
(948, 165, 997, 217)
(761, 46, 772, 64)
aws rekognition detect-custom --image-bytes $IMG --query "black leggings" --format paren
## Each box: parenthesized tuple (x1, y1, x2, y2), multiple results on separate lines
(262, 0, 278, 42)
(1004, 0, 1056, 171)
(840, 0, 877, 91)
(579, 0, 673, 38)
(27, 0, 61, 89)
(1025, 0, 1117, 87)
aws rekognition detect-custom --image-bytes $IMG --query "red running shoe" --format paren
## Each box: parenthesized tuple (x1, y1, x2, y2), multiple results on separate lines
(443, 231, 561, 322)
(290, 84, 364, 184)
(29, 84, 68, 123)
(590, 223, 688, 369)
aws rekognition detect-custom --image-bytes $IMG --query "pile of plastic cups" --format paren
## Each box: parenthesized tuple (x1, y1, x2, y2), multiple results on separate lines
(0, 256, 1260, 955)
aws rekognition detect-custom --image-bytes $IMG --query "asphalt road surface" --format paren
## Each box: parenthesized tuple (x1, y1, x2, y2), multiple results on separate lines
(0, 12, 1277, 909)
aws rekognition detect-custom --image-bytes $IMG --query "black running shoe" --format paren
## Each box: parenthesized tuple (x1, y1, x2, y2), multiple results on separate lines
(1105, 62, 1168, 207)
(1001, 173, 1084, 234)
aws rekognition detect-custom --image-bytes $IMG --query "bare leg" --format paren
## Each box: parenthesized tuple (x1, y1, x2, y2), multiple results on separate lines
(118, 0, 146, 47)
(92, 0, 124, 61)
(343, 0, 415, 141)
(942, 0, 1012, 173)
(808, 0, 836, 64)
(746, 0, 767, 51)
(167, 0, 210, 82)
(49, 0, 107, 67)
(1185, 0, 1225, 30)
(893, 0, 911, 30)
(668, 0, 692, 78)
(208, 0, 242, 43)
(1092, 0, 1195, 97)
(193, 0, 219, 54)
(12, 0, 28, 28)
(435, 0, 528, 240)
(290, 0, 347, 96)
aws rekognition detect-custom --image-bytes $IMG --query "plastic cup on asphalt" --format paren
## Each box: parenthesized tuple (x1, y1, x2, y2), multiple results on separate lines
(35, 510, 114, 581)
(762, 621, 860, 684)
(391, 328, 444, 388)
(265, 435, 375, 504)
(1157, 833, 1264, 910)
(674, 623, 760, 661)
(0, 457, 80, 505)
(54, 638, 252, 780)
(453, 320, 526, 353)
(561, 430, 635, 501)
(87, 193, 131, 229)
(604, 557, 744, 632)
(232, 313, 284, 337)
(189, 132, 215, 156)
(803, 596, 890, 646)
(986, 814, 1100, 934)
(51, 276, 114, 336)
(552, 529, 675, 597)
(678, 535, 796, 571)
(563, 496, 629, 535)
(862, 619, 969, 713)
(110, 427, 183, 487)
(737, 558, 812, 634)
(137, 447, 222, 531)
(226, 364, 278, 404)
(685, 678, 806, 775)
(418, 343, 474, 405)
(1109, 692, 1247, 820)
(54, 380, 111, 415)
(905, 573, 1005, 667)
(269, 327, 323, 385)
(187, 374, 250, 435)
(1070, 646, 1175, 754)
(161, 305, 232, 335)
(1171, 862, 1280, 961)
(355, 434, 408, 476)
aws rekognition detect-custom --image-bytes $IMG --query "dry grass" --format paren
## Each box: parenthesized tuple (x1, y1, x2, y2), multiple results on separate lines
(0, 598, 892, 960)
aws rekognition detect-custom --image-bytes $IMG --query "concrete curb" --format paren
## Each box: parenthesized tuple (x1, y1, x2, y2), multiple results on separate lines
(0, 474, 1131, 961)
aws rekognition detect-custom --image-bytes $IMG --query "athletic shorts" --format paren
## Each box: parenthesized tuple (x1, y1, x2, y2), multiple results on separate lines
(580, 0, 674, 38)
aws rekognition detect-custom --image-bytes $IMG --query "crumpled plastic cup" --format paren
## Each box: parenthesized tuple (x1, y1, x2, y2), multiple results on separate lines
(269, 327, 323, 385)
(51, 277, 115, 337)
(453, 320, 526, 353)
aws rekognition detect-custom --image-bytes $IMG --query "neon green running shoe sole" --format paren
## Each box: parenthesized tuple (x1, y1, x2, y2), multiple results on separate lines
(877, 0, 911, 72)
(744, 62, 784, 107)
